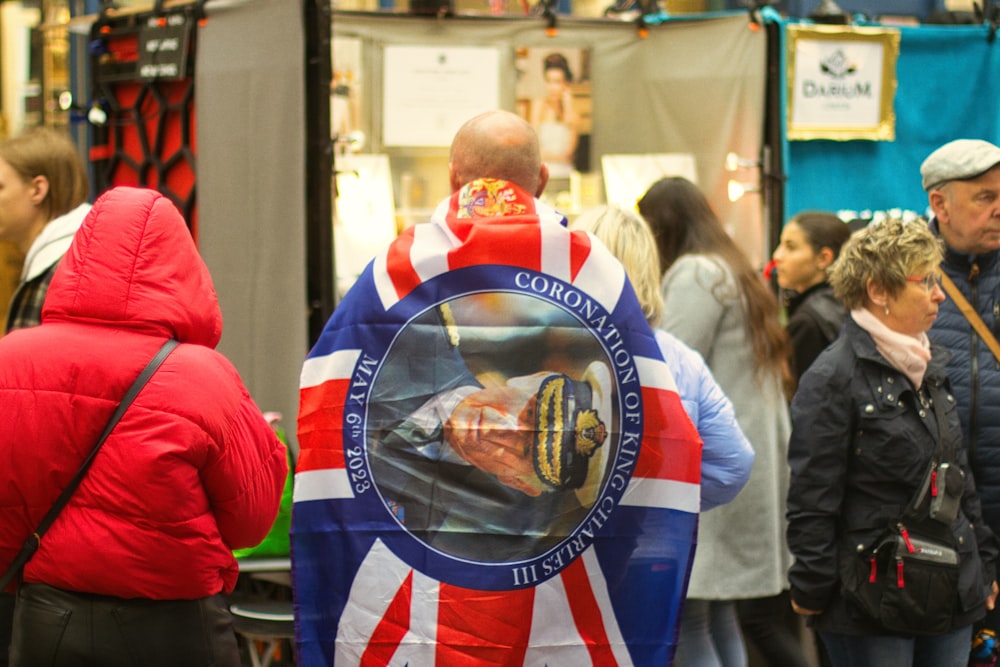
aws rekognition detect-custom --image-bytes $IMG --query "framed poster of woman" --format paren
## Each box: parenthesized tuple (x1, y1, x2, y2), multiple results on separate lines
(515, 47, 592, 179)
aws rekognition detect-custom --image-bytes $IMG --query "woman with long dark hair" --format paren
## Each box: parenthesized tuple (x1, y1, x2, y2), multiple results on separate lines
(639, 176, 801, 667)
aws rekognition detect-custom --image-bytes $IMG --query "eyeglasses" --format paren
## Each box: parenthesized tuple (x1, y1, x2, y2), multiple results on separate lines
(905, 273, 944, 292)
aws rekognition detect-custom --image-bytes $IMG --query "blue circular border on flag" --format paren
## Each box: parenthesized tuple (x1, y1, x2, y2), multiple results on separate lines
(342, 264, 649, 591)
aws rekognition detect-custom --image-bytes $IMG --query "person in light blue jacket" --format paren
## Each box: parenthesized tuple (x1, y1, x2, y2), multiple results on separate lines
(655, 327, 754, 510)
(571, 205, 753, 511)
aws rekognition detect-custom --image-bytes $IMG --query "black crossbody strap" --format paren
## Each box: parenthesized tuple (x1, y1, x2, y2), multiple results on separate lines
(929, 380, 953, 462)
(909, 379, 958, 514)
(0, 338, 178, 591)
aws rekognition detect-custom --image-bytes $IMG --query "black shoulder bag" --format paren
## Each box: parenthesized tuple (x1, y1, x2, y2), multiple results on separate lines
(842, 379, 965, 635)
(0, 339, 178, 591)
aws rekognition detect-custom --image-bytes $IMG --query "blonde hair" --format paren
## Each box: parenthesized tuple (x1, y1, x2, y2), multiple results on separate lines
(0, 127, 88, 222)
(830, 218, 944, 310)
(570, 205, 664, 327)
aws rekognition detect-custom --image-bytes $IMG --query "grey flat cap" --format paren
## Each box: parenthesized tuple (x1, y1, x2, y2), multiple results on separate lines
(921, 139, 1000, 191)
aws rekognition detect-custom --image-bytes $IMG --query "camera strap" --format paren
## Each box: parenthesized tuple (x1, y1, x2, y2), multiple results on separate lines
(908, 378, 958, 515)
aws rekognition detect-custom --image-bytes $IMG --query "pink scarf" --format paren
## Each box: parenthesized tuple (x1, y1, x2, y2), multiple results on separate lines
(852, 307, 931, 389)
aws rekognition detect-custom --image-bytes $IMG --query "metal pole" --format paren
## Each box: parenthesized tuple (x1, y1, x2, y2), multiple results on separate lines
(763, 16, 785, 258)
(304, 0, 335, 348)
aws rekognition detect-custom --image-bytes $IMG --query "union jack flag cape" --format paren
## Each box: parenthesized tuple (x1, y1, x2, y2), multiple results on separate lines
(294, 179, 702, 666)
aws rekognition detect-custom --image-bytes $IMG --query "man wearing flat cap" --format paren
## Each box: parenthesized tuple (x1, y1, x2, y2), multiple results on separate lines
(922, 137, 1000, 642)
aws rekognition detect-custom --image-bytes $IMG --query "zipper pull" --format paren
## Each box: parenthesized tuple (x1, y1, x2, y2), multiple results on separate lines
(897, 558, 905, 588)
(898, 523, 915, 553)
(931, 469, 938, 497)
(869, 557, 877, 583)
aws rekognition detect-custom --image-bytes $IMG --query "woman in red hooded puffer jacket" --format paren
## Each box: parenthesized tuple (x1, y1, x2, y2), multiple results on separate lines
(0, 186, 288, 666)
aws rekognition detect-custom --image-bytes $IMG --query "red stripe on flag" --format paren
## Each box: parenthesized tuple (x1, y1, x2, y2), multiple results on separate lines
(634, 386, 702, 484)
(561, 558, 619, 666)
(568, 229, 592, 282)
(435, 584, 534, 666)
(297, 381, 349, 472)
(446, 218, 543, 272)
(296, 447, 346, 473)
(359, 571, 413, 667)
(386, 227, 420, 301)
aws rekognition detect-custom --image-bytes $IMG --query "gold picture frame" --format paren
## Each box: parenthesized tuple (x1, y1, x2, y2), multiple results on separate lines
(786, 25, 900, 141)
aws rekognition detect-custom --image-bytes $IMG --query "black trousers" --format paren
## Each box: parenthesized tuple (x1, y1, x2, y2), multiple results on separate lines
(10, 583, 241, 667)
(737, 592, 813, 667)
(0, 591, 13, 667)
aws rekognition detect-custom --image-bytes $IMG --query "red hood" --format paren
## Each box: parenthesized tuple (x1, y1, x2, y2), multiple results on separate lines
(42, 186, 222, 347)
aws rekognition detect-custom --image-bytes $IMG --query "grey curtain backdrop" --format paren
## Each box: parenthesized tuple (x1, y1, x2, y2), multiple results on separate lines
(334, 11, 768, 264)
(184, 7, 765, 457)
(198, 0, 308, 452)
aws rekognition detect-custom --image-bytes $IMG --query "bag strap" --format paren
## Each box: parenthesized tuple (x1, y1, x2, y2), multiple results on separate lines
(929, 380, 954, 461)
(905, 372, 962, 517)
(939, 272, 1000, 365)
(0, 339, 178, 591)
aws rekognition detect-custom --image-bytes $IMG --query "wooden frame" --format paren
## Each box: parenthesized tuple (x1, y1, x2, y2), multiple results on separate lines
(786, 25, 900, 141)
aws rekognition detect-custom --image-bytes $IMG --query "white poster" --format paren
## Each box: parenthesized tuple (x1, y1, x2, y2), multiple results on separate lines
(787, 26, 899, 141)
(335, 154, 397, 295)
(601, 154, 698, 211)
(791, 40, 883, 128)
(383, 45, 500, 147)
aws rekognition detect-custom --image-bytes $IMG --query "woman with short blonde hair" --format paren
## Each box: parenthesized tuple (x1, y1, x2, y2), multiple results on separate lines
(788, 218, 998, 666)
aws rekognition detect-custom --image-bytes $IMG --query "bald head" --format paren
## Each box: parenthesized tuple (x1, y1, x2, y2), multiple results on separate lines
(449, 110, 548, 197)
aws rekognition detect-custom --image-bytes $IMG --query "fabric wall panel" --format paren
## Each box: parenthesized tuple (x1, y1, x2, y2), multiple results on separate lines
(784, 23, 1000, 220)
(197, 0, 307, 453)
(334, 11, 768, 264)
(623, 16, 767, 263)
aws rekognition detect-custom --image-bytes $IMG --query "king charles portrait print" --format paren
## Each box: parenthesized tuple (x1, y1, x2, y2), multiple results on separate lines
(367, 294, 617, 563)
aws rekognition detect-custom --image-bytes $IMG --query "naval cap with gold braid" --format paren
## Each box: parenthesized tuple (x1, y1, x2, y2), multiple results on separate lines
(532, 374, 607, 490)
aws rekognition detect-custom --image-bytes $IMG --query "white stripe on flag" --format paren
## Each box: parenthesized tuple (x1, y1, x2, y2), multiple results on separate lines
(539, 219, 572, 282)
(336, 539, 418, 666)
(300, 349, 360, 389)
(524, 549, 633, 666)
(391, 569, 439, 666)
(634, 354, 679, 393)
(372, 247, 399, 310)
(568, 236, 626, 314)
(583, 548, 634, 667)
(620, 478, 700, 513)
(524, 571, 589, 666)
(293, 469, 353, 502)
(410, 217, 451, 285)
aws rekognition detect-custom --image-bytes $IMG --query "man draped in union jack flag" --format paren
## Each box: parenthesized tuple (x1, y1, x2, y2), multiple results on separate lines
(294, 110, 703, 666)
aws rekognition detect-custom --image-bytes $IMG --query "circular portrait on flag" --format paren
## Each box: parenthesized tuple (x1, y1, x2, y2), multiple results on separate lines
(367, 291, 620, 566)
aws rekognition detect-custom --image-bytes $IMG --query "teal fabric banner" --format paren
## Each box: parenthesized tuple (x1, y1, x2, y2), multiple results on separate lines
(780, 19, 1000, 221)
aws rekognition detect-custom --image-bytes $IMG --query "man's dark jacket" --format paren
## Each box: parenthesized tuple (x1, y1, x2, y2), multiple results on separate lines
(929, 219, 1000, 533)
